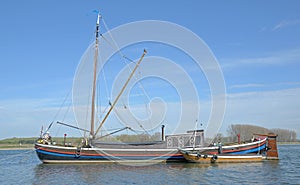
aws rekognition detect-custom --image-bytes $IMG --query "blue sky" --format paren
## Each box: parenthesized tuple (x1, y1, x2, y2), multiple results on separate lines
(0, 0, 300, 139)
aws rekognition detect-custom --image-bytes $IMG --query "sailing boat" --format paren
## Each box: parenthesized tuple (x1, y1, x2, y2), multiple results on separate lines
(34, 13, 274, 164)
(34, 13, 205, 163)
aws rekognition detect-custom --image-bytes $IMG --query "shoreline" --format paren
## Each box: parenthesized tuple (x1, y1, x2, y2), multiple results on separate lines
(0, 147, 34, 151)
(0, 144, 34, 151)
(278, 142, 300, 145)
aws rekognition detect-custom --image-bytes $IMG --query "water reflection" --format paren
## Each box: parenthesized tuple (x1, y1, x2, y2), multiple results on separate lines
(32, 162, 213, 184)
(1, 145, 299, 185)
(30, 145, 298, 185)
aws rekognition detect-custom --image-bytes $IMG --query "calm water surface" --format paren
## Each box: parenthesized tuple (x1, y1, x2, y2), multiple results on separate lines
(0, 145, 299, 185)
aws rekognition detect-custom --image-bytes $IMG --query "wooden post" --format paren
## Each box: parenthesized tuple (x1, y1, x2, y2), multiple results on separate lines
(64, 133, 67, 146)
(161, 125, 165, 141)
(266, 133, 279, 160)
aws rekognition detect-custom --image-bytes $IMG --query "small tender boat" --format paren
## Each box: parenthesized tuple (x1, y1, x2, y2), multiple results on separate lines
(179, 133, 279, 163)
(182, 136, 268, 155)
(180, 152, 264, 163)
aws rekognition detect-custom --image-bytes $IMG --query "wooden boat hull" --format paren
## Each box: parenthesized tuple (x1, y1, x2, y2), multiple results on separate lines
(35, 139, 266, 164)
(181, 153, 264, 163)
(34, 136, 268, 164)
(35, 143, 186, 164)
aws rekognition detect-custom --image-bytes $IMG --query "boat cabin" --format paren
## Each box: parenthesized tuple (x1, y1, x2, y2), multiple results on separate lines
(165, 129, 204, 148)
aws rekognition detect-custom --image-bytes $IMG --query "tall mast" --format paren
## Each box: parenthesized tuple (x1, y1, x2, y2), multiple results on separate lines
(90, 13, 101, 139)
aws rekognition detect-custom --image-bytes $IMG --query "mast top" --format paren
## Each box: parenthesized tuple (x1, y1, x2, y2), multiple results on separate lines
(97, 13, 101, 25)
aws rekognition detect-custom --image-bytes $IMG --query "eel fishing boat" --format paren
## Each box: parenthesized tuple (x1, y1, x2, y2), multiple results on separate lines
(179, 133, 279, 163)
(34, 13, 277, 164)
(180, 153, 264, 163)
(34, 12, 205, 164)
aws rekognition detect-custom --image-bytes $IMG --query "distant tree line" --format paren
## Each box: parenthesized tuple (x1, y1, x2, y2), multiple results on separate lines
(1, 125, 297, 145)
(271, 128, 297, 142)
(0, 137, 82, 145)
(0, 133, 162, 145)
(0, 137, 37, 145)
(226, 124, 297, 142)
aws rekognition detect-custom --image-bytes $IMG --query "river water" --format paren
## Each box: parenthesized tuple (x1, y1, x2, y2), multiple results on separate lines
(0, 145, 299, 185)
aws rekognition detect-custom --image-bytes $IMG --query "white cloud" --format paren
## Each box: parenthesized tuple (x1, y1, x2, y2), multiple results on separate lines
(131, 86, 300, 139)
(0, 98, 75, 139)
(221, 87, 300, 138)
(220, 48, 300, 70)
(272, 20, 300, 31)
(229, 83, 265, 89)
(229, 82, 300, 91)
(1, 86, 299, 139)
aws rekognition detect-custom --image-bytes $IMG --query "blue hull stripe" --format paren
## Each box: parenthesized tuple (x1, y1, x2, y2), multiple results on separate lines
(228, 144, 266, 154)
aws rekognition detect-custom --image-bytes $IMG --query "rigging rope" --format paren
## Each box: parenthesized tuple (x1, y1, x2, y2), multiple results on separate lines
(100, 21, 153, 133)
(100, 20, 151, 103)
(113, 107, 151, 136)
(99, 52, 110, 102)
(102, 18, 128, 61)
(47, 87, 72, 132)
(45, 87, 80, 138)
(83, 83, 92, 138)
(86, 17, 156, 137)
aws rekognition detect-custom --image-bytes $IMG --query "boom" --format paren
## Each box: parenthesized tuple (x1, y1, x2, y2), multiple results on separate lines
(94, 49, 147, 136)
